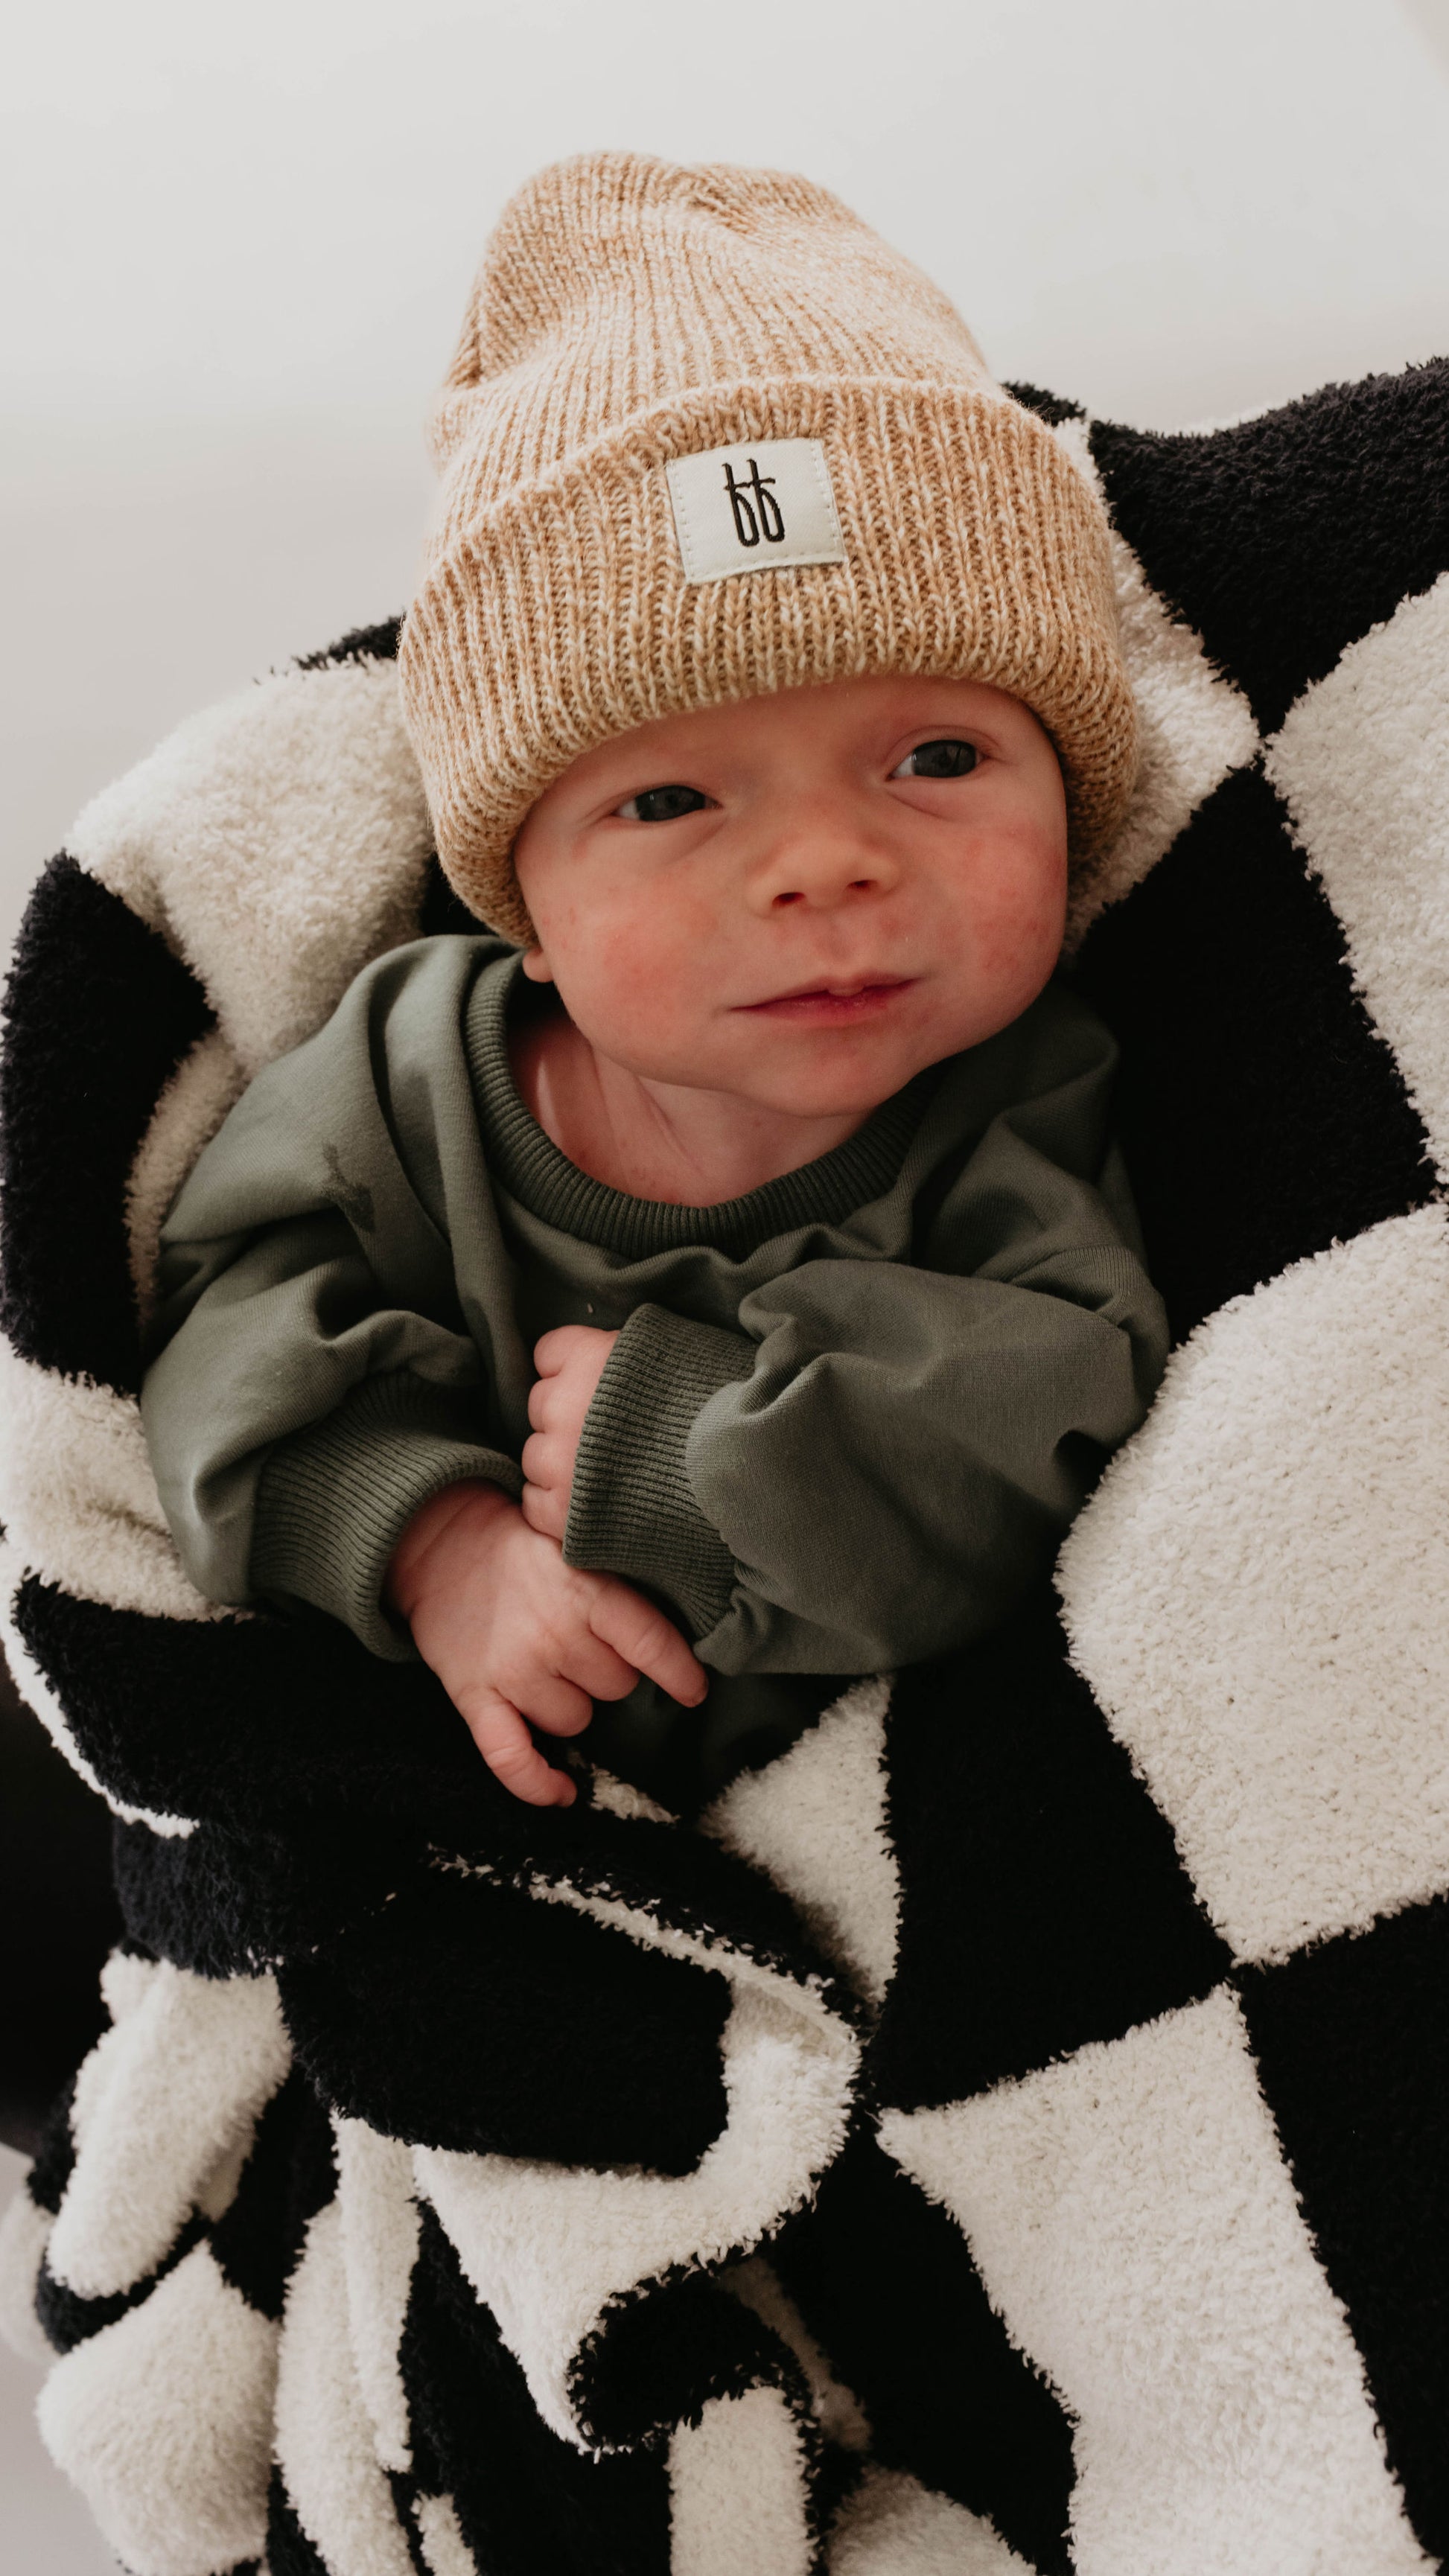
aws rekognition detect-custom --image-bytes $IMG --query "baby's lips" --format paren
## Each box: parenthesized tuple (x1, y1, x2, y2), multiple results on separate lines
(734, 973, 917, 1018)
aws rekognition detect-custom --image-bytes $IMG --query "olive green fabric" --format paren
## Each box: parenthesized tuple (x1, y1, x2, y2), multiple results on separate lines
(143, 937, 1167, 1695)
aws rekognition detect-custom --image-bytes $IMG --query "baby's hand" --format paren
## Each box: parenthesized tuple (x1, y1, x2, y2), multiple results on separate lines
(386, 1479, 701, 1807)
(520, 1324, 619, 1541)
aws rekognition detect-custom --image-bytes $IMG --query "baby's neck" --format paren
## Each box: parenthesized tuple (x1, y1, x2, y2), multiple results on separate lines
(509, 993, 870, 1206)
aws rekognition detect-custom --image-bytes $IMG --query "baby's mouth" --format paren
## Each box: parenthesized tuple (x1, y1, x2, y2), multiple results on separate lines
(737, 975, 915, 1021)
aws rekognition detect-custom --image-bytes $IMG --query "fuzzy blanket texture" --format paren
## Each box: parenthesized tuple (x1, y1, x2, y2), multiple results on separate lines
(1, 366, 1448, 2576)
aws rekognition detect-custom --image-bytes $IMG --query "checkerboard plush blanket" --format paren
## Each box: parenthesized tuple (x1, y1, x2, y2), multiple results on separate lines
(1, 361, 1448, 2576)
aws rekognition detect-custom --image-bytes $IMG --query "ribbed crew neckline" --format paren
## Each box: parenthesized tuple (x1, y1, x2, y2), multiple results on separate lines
(465, 953, 937, 1260)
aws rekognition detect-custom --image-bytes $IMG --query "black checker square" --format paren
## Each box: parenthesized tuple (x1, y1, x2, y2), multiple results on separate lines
(0, 854, 213, 1394)
(575, 2268, 803, 2455)
(278, 1864, 731, 2175)
(23, 2073, 80, 2216)
(401, 2207, 673, 2576)
(266, 2471, 333, 2576)
(774, 2126, 1075, 2575)
(1238, 1893, 1449, 2565)
(209, 2070, 337, 2324)
(1089, 357, 1449, 735)
(294, 616, 401, 672)
(16, 1574, 500, 1876)
(1073, 763, 1436, 1343)
(0, 1644, 120, 2158)
(870, 1585, 1228, 2117)
(1003, 380, 1087, 431)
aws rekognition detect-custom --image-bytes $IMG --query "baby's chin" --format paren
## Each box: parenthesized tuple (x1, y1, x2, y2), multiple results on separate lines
(701, 1037, 960, 1125)
(730, 1000, 1024, 1105)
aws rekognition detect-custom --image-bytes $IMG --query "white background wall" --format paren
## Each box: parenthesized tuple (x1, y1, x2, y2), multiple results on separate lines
(1, 2, 1448, 2562)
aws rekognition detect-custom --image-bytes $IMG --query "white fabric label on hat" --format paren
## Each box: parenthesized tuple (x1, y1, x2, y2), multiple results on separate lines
(665, 439, 846, 584)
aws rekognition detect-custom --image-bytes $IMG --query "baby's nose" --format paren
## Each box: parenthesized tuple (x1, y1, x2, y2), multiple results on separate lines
(747, 824, 898, 914)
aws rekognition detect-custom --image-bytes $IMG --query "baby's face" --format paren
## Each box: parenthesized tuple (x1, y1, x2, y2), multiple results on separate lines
(512, 673, 1068, 1121)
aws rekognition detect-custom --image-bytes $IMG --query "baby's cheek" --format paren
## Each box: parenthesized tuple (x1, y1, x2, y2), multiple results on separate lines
(607, 881, 719, 986)
(984, 881, 1062, 972)
(957, 836, 1066, 1006)
(599, 908, 681, 995)
(578, 901, 707, 1046)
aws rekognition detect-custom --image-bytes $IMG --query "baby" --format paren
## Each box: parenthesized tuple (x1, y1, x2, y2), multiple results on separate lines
(141, 152, 1168, 1811)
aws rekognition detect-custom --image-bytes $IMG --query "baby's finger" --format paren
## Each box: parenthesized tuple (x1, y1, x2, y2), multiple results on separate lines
(532, 1326, 585, 1378)
(520, 1481, 567, 1541)
(453, 1686, 576, 1806)
(506, 1667, 596, 1738)
(555, 1627, 643, 1704)
(520, 1427, 567, 1490)
(526, 1376, 565, 1433)
(589, 1581, 707, 1708)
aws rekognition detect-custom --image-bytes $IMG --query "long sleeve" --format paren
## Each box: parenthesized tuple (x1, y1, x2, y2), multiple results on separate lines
(563, 1007, 1169, 1675)
(141, 939, 525, 1658)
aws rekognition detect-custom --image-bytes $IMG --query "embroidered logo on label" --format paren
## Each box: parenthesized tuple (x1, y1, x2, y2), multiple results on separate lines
(666, 439, 846, 584)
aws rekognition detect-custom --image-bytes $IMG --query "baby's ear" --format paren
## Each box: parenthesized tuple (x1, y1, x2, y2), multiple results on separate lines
(520, 944, 555, 983)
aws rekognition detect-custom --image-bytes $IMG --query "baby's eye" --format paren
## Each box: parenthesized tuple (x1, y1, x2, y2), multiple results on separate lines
(892, 739, 978, 780)
(616, 784, 711, 823)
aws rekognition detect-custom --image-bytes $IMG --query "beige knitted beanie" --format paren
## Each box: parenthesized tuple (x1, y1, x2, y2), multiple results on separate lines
(399, 151, 1136, 943)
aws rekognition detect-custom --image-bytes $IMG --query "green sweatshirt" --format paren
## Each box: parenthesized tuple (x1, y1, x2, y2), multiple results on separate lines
(142, 937, 1166, 1777)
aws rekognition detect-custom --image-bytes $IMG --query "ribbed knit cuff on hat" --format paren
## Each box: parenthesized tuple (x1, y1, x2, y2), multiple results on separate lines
(564, 1304, 754, 1639)
(251, 1371, 522, 1661)
(402, 378, 1136, 944)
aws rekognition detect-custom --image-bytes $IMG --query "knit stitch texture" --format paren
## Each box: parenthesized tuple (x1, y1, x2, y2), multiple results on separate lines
(398, 151, 1138, 940)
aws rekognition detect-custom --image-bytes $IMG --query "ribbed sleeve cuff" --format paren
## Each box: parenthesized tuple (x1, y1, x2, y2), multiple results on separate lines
(251, 1372, 521, 1661)
(563, 1304, 754, 1638)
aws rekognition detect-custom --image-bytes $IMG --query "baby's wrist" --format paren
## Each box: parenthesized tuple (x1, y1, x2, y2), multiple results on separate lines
(385, 1478, 518, 1619)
